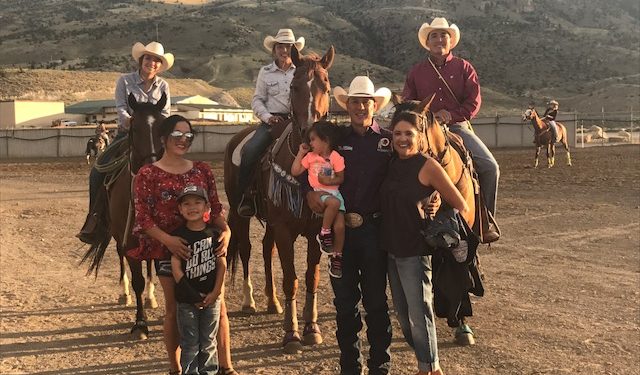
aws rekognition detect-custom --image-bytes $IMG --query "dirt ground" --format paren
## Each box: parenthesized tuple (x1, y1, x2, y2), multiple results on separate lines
(1, 145, 639, 375)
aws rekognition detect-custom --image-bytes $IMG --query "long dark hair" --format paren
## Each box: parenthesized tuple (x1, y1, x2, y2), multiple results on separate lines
(306, 120, 341, 151)
(389, 108, 429, 155)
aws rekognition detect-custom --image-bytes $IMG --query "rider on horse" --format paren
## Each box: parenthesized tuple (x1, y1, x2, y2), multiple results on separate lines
(77, 41, 173, 244)
(236, 28, 305, 218)
(543, 100, 560, 143)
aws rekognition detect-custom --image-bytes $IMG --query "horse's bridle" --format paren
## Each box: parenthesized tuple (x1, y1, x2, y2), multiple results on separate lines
(418, 112, 453, 168)
(128, 114, 161, 169)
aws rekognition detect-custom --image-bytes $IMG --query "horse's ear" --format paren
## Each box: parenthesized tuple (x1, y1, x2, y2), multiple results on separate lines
(156, 92, 167, 111)
(128, 93, 138, 111)
(321, 46, 335, 70)
(391, 92, 403, 106)
(291, 46, 302, 67)
(417, 94, 436, 115)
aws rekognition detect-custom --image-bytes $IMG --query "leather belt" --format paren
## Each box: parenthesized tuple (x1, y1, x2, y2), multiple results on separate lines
(344, 212, 381, 228)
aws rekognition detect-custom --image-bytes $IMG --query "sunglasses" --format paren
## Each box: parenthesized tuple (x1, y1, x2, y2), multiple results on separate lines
(169, 130, 195, 141)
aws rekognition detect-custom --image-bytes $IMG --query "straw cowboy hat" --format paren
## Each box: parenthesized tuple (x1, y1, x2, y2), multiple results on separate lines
(131, 41, 174, 73)
(333, 76, 391, 111)
(263, 29, 305, 52)
(548, 99, 559, 106)
(418, 17, 460, 50)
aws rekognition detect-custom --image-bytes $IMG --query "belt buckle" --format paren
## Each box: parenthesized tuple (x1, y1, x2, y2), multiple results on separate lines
(344, 213, 364, 228)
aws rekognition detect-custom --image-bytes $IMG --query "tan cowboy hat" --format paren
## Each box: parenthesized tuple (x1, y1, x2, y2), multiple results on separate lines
(418, 17, 460, 50)
(548, 100, 559, 106)
(333, 76, 391, 111)
(263, 29, 305, 52)
(131, 41, 174, 73)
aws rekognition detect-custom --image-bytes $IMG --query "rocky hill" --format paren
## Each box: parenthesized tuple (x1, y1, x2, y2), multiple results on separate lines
(0, 0, 638, 114)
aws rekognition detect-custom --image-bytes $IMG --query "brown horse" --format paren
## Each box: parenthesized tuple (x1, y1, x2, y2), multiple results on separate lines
(392, 94, 478, 345)
(523, 108, 572, 168)
(224, 46, 334, 353)
(82, 93, 165, 339)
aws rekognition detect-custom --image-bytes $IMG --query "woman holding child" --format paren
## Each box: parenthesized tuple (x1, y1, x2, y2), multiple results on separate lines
(380, 109, 469, 375)
(131, 114, 237, 375)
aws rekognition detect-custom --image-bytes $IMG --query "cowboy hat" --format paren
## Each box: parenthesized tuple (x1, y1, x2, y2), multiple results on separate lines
(263, 29, 305, 52)
(333, 76, 391, 111)
(548, 100, 559, 106)
(418, 17, 460, 51)
(131, 41, 174, 73)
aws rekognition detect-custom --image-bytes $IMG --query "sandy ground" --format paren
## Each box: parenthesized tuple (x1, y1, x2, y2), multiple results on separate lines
(1, 146, 639, 375)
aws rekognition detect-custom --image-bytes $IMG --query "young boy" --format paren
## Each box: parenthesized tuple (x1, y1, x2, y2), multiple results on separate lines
(171, 185, 227, 375)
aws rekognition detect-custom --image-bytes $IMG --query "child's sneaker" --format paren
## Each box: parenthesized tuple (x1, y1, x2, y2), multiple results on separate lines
(316, 232, 333, 255)
(328, 254, 343, 278)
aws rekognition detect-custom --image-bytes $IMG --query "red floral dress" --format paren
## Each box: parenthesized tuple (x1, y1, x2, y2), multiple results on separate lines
(128, 161, 224, 260)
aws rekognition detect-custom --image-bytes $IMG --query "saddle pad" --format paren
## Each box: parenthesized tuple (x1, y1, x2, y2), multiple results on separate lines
(231, 130, 257, 167)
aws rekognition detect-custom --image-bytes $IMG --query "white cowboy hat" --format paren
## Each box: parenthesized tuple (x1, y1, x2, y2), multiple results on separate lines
(333, 76, 391, 112)
(548, 100, 559, 106)
(131, 41, 174, 73)
(418, 17, 460, 51)
(263, 29, 305, 52)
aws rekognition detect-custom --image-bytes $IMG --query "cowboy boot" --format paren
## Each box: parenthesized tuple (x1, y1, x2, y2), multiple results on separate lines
(76, 212, 99, 244)
(237, 191, 257, 218)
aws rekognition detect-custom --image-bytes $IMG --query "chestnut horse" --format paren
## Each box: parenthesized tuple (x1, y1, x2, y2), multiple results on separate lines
(523, 108, 572, 168)
(82, 93, 165, 339)
(224, 46, 334, 353)
(392, 94, 478, 344)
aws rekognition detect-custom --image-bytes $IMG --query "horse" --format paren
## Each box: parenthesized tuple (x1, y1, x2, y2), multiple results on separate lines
(523, 108, 572, 168)
(82, 93, 165, 339)
(392, 94, 478, 345)
(85, 135, 106, 165)
(224, 46, 334, 354)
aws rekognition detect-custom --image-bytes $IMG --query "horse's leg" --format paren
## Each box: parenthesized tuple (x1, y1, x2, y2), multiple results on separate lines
(301, 233, 322, 346)
(550, 143, 556, 167)
(144, 260, 158, 309)
(534, 146, 541, 168)
(117, 254, 133, 306)
(229, 211, 256, 313)
(273, 227, 302, 354)
(263, 225, 283, 314)
(546, 143, 552, 168)
(563, 129, 572, 166)
(126, 255, 148, 340)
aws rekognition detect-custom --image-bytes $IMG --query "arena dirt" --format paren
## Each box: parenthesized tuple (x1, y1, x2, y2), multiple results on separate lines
(1, 146, 638, 375)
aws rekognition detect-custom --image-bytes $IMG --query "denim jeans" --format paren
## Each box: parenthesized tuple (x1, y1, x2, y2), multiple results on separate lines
(548, 120, 558, 141)
(387, 254, 440, 373)
(449, 122, 500, 215)
(238, 122, 272, 195)
(330, 219, 392, 375)
(177, 298, 222, 375)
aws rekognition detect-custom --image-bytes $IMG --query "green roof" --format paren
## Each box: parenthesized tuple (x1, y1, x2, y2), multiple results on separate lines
(66, 99, 115, 114)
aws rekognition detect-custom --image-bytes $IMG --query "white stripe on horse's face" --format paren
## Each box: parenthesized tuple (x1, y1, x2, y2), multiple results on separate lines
(147, 115, 157, 162)
(307, 79, 313, 126)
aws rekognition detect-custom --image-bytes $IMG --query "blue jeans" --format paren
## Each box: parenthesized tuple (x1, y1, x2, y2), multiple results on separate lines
(238, 122, 272, 195)
(548, 120, 558, 141)
(177, 299, 222, 375)
(449, 122, 500, 216)
(387, 254, 440, 373)
(330, 219, 391, 375)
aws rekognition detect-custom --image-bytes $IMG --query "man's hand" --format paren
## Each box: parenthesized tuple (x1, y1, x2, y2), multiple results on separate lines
(306, 191, 325, 214)
(267, 115, 284, 126)
(434, 109, 452, 124)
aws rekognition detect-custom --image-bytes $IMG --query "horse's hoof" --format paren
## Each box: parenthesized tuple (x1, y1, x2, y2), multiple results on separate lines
(145, 298, 158, 309)
(130, 320, 149, 340)
(241, 305, 257, 314)
(282, 331, 302, 354)
(302, 322, 323, 346)
(454, 324, 475, 346)
(118, 294, 133, 306)
(267, 301, 283, 314)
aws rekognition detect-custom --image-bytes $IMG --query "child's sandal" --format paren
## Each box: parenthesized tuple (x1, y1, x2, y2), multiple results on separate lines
(218, 367, 239, 375)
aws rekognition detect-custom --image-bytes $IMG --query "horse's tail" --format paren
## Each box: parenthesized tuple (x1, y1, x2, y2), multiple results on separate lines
(80, 188, 112, 276)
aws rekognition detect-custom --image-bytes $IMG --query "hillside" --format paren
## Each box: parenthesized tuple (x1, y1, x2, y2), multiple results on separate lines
(0, 0, 638, 114)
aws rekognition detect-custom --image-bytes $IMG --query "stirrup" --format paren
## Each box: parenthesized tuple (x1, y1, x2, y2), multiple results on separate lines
(237, 194, 256, 218)
(76, 213, 99, 244)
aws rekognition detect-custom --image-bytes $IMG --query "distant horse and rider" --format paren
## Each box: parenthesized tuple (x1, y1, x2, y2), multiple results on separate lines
(523, 101, 572, 168)
(224, 45, 335, 353)
(84, 135, 107, 165)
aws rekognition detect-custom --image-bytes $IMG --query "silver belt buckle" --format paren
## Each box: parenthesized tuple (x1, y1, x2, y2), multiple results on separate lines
(345, 213, 364, 228)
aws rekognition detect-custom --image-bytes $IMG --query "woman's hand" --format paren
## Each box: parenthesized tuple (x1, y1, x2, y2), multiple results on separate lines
(214, 226, 231, 257)
(164, 235, 191, 260)
(421, 191, 442, 219)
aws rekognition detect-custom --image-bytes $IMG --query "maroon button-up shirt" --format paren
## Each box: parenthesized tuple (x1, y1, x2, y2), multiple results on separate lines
(402, 53, 481, 123)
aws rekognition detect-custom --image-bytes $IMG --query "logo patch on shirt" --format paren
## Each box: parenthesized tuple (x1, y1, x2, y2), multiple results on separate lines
(338, 145, 353, 151)
(377, 138, 392, 152)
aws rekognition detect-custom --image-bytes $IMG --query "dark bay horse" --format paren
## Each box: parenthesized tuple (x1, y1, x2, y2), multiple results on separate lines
(82, 93, 165, 339)
(523, 108, 572, 168)
(224, 46, 334, 353)
(392, 95, 478, 345)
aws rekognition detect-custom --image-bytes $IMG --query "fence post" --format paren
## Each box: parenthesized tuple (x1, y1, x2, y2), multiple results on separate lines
(494, 114, 499, 148)
(57, 127, 61, 158)
(580, 120, 584, 148)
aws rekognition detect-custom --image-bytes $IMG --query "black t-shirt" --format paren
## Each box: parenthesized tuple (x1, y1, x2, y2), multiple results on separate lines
(172, 225, 221, 303)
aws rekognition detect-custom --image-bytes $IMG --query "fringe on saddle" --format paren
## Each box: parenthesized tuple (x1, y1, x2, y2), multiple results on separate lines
(267, 162, 304, 219)
(81, 137, 131, 276)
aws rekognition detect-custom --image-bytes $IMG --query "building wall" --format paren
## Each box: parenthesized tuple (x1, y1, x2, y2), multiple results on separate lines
(1, 101, 67, 128)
